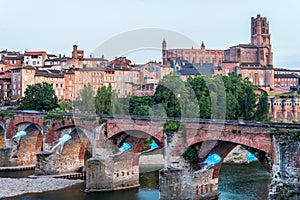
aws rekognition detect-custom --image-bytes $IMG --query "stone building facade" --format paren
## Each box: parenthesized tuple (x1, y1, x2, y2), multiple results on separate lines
(270, 97, 300, 122)
(10, 67, 66, 100)
(132, 61, 173, 96)
(162, 40, 224, 68)
(23, 51, 47, 67)
(223, 15, 274, 91)
(274, 68, 300, 88)
(0, 70, 12, 103)
(163, 14, 275, 92)
(67, 45, 109, 69)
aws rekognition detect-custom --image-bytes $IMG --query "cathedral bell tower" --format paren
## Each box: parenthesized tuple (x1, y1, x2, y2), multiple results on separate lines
(162, 39, 167, 65)
(251, 14, 271, 47)
(251, 14, 273, 66)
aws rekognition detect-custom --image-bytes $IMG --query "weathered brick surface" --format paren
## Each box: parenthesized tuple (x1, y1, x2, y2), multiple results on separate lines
(0, 132, 3, 147)
(86, 152, 140, 192)
(16, 129, 42, 166)
(107, 118, 164, 142)
(269, 137, 300, 199)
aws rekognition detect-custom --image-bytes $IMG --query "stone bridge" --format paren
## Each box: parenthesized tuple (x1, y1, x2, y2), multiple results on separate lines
(0, 111, 299, 199)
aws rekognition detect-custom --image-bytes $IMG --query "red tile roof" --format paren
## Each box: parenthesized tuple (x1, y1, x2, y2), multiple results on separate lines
(24, 51, 46, 56)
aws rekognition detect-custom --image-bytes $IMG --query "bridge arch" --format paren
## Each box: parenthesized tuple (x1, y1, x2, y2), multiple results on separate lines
(110, 130, 164, 154)
(107, 119, 164, 143)
(13, 122, 43, 166)
(187, 129, 273, 156)
(193, 140, 271, 174)
(55, 126, 92, 173)
(167, 138, 273, 199)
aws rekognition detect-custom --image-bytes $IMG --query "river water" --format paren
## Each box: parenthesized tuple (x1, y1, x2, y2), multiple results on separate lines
(2, 161, 271, 200)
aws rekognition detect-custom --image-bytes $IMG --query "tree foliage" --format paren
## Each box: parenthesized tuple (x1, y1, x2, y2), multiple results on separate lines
(57, 99, 72, 112)
(129, 96, 154, 116)
(163, 120, 181, 133)
(74, 83, 95, 114)
(153, 73, 198, 118)
(222, 73, 259, 120)
(19, 82, 58, 111)
(254, 91, 270, 121)
(182, 146, 199, 164)
(95, 84, 122, 115)
(153, 72, 268, 121)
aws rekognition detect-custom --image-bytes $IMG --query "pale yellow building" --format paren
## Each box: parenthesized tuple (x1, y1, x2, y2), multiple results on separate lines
(73, 67, 105, 99)
(11, 66, 66, 100)
(114, 68, 139, 98)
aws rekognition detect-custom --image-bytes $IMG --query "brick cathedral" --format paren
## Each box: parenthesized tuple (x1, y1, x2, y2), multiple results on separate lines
(162, 14, 274, 92)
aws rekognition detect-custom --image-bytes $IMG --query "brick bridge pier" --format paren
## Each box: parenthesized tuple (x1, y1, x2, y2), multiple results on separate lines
(0, 112, 299, 199)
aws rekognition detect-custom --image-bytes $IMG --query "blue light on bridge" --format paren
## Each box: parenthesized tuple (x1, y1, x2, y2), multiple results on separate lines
(59, 134, 72, 143)
(195, 153, 222, 174)
(247, 152, 257, 163)
(51, 134, 72, 151)
(204, 153, 222, 166)
(12, 131, 27, 139)
(120, 142, 131, 152)
(150, 140, 159, 149)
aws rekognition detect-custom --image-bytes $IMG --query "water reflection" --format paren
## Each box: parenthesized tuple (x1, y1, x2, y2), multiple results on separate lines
(219, 162, 271, 200)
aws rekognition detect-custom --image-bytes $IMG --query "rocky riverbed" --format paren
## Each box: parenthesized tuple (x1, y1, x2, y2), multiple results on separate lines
(0, 177, 83, 199)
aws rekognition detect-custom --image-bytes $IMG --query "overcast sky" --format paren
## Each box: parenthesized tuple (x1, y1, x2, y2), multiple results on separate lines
(1, 0, 299, 68)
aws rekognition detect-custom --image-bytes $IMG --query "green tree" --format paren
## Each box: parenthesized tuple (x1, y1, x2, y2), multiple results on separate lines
(239, 78, 257, 120)
(226, 91, 239, 120)
(254, 91, 270, 121)
(154, 73, 195, 118)
(75, 83, 95, 113)
(131, 105, 151, 116)
(19, 82, 58, 111)
(187, 75, 227, 119)
(55, 99, 72, 112)
(95, 84, 121, 115)
(129, 96, 153, 116)
(187, 75, 211, 118)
